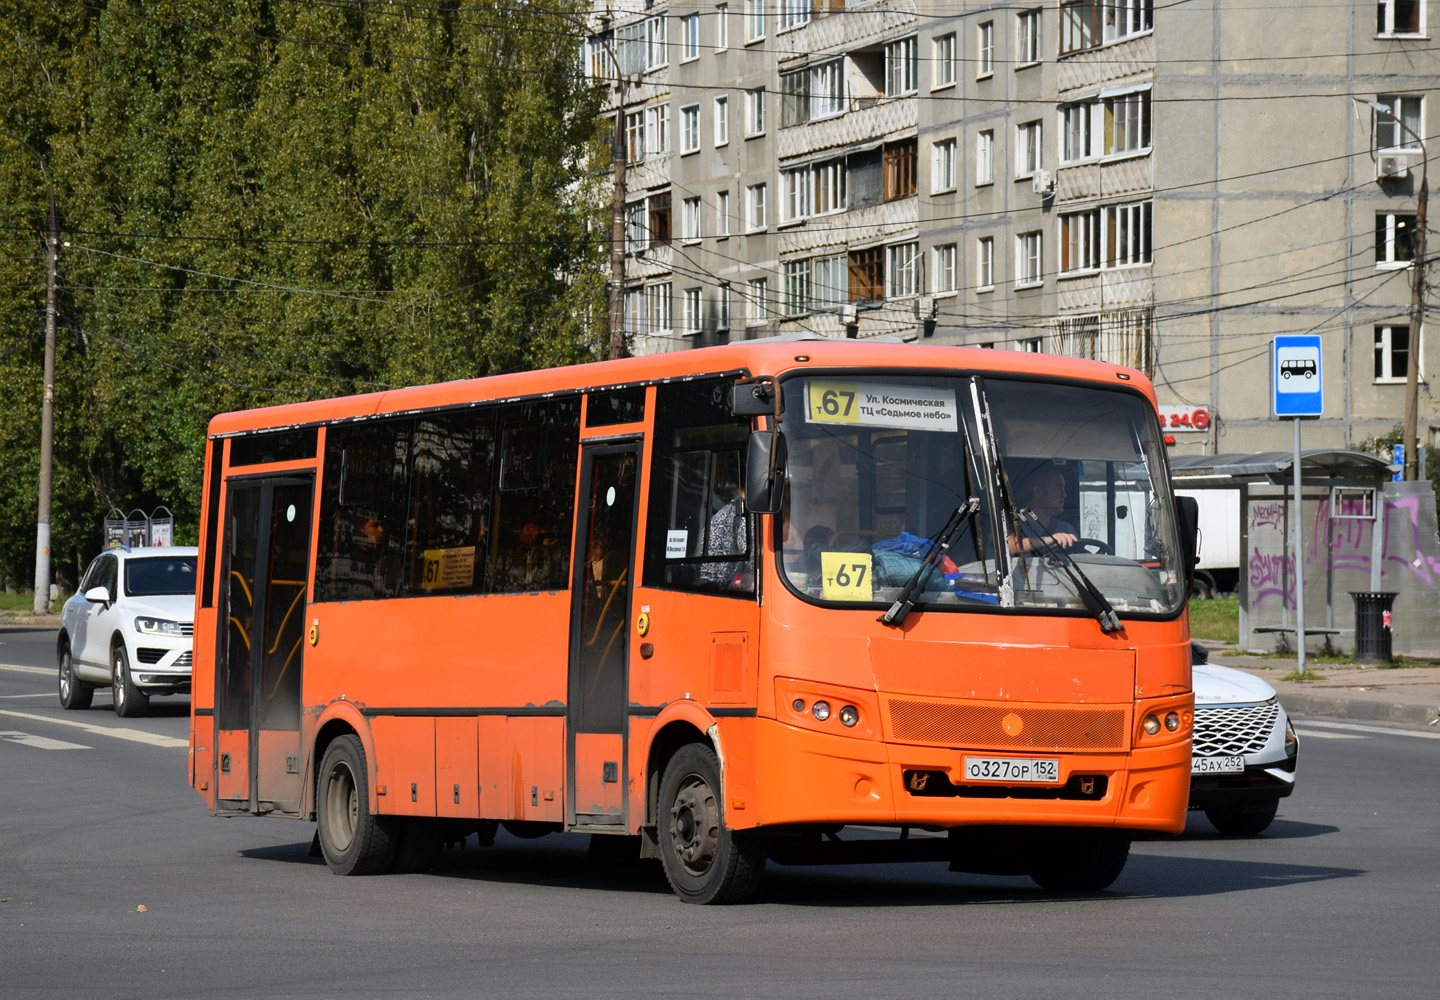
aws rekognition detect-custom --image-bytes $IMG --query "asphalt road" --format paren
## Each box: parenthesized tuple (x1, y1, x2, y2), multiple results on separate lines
(3, 625, 1439, 999)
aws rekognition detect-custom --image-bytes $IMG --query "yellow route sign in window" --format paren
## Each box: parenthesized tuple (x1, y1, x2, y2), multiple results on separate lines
(821, 551, 873, 602)
(806, 380, 957, 432)
(421, 546, 476, 591)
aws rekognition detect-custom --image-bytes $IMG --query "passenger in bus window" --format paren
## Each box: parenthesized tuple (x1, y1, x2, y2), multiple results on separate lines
(700, 476, 749, 588)
(1013, 465, 1078, 553)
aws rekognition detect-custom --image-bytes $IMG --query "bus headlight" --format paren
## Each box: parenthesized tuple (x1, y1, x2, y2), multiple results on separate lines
(1164, 712, 1181, 731)
(839, 705, 859, 728)
(1143, 714, 1161, 735)
(811, 701, 831, 722)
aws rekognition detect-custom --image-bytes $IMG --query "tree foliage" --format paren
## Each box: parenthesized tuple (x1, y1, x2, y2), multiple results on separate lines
(0, 1, 607, 590)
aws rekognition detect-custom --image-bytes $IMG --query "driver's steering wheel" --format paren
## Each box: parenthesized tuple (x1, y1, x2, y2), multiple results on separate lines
(1070, 537, 1113, 555)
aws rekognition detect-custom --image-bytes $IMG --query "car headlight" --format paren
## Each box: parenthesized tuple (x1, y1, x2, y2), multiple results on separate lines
(134, 617, 184, 637)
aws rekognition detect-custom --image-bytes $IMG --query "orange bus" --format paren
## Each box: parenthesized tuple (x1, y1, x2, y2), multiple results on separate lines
(189, 339, 1198, 903)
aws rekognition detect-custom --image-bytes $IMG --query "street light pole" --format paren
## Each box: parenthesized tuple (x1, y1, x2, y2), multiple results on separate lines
(2, 129, 59, 613)
(1363, 100, 1427, 482)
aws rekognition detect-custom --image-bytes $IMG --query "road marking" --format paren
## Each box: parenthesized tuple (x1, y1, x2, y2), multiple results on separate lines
(0, 664, 52, 676)
(0, 693, 57, 700)
(0, 709, 187, 748)
(0, 730, 90, 750)
(1293, 728, 1364, 740)
(1298, 719, 1440, 741)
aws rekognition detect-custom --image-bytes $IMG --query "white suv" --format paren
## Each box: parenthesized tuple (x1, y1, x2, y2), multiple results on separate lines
(57, 546, 199, 717)
(1189, 642, 1299, 834)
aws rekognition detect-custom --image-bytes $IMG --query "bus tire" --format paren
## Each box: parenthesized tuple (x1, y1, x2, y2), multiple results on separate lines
(1027, 833, 1130, 892)
(111, 645, 148, 718)
(656, 743, 766, 904)
(316, 734, 398, 875)
(58, 639, 93, 711)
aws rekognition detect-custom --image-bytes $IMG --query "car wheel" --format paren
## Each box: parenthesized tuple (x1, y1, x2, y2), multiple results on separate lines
(1027, 832, 1131, 891)
(111, 645, 149, 718)
(316, 734, 399, 875)
(656, 743, 767, 904)
(57, 639, 93, 711)
(1204, 799, 1279, 836)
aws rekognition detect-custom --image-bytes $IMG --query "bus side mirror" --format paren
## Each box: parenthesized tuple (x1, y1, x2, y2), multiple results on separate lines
(1174, 495, 1200, 585)
(731, 381, 777, 417)
(745, 430, 787, 515)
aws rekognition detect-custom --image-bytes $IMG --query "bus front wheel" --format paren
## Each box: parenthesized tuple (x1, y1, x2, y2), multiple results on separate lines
(1027, 832, 1130, 892)
(657, 744, 766, 904)
(316, 734, 398, 875)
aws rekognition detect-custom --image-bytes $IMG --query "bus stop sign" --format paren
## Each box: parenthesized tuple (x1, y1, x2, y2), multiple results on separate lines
(1273, 335, 1323, 417)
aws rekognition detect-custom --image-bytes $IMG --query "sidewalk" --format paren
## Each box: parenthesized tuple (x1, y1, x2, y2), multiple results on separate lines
(1203, 642, 1440, 727)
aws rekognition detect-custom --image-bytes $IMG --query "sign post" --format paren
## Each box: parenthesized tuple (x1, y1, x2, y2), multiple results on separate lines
(1273, 335, 1324, 674)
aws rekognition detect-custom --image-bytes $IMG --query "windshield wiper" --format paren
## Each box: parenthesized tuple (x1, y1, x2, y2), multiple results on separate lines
(879, 498, 982, 628)
(1014, 509, 1122, 634)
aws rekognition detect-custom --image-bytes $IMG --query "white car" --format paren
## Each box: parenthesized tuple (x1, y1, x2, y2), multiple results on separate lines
(1189, 643, 1299, 834)
(57, 546, 199, 717)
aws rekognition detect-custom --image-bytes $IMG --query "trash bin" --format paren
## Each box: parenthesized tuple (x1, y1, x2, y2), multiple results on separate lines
(1350, 591, 1397, 665)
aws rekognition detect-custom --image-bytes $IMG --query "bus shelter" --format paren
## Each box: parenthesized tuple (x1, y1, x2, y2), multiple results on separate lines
(1167, 451, 1438, 658)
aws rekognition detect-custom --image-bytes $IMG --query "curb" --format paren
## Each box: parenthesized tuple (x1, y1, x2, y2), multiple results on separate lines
(1280, 693, 1439, 727)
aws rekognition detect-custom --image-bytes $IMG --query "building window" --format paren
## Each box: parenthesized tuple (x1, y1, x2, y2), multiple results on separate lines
(1019, 337, 1043, 352)
(810, 59, 844, 119)
(1376, 212, 1419, 266)
(886, 242, 921, 298)
(933, 32, 956, 89)
(647, 15, 669, 70)
(647, 282, 673, 335)
(746, 87, 765, 135)
(1378, 1, 1423, 35)
(625, 200, 646, 253)
(1061, 0, 1152, 54)
(748, 277, 769, 325)
(780, 68, 808, 128)
(718, 281, 731, 328)
(626, 287, 645, 336)
(784, 259, 810, 314)
(1017, 231, 1043, 286)
(682, 14, 700, 60)
(932, 138, 957, 193)
(714, 96, 729, 146)
(1104, 89, 1151, 155)
(884, 138, 917, 200)
(848, 247, 885, 303)
(716, 4, 729, 51)
(648, 192, 672, 248)
(935, 243, 957, 293)
(885, 36, 918, 96)
(1018, 10, 1041, 65)
(1105, 201, 1152, 267)
(1061, 209, 1101, 273)
(977, 236, 995, 290)
(717, 189, 731, 237)
(780, 0, 810, 31)
(625, 110, 645, 162)
(1016, 121, 1042, 177)
(1375, 324, 1411, 382)
(682, 287, 702, 333)
(682, 196, 702, 242)
(746, 0, 766, 43)
(977, 21, 994, 77)
(1061, 102, 1094, 163)
(646, 104, 669, 156)
(781, 166, 811, 222)
(976, 129, 994, 185)
(746, 182, 767, 230)
(1375, 95, 1423, 151)
(681, 104, 700, 154)
(813, 158, 845, 214)
(813, 255, 846, 308)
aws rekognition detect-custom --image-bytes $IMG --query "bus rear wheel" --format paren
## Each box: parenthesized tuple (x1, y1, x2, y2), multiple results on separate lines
(656, 744, 766, 904)
(316, 734, 398, 875)
(1027, 832, 1130, 892)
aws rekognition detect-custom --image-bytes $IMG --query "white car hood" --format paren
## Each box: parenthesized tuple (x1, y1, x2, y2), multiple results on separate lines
(1193, 662, 1277, 706)
(124, 593, 196, 622)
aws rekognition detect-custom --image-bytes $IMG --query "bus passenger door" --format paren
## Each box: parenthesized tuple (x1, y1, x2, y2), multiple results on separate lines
(214, 475, 314, 816)
(567, 444, 640, 831)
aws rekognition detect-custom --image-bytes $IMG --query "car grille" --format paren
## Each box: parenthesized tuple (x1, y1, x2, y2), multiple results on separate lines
(174, 651, 192, 668)
(885, 699, 1129, 751)
(1193, 699, 1279, 757)
(180, 623, 194, 637)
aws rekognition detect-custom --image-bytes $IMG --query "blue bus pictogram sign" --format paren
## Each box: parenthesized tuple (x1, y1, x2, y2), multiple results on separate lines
(1273, 335, 1323, 417)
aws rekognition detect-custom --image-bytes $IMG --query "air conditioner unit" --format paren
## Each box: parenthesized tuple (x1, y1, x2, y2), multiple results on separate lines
(916, 294, 935, 317)
(1032, 169, 1055, 196)
(840, 304, 858, 324)
(1376, 155, 1410, 180)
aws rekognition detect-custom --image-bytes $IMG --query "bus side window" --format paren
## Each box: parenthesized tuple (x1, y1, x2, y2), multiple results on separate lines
(404, 412, 495, 595)
(315, 419, 411, 602)
(490, 399, 580, 593)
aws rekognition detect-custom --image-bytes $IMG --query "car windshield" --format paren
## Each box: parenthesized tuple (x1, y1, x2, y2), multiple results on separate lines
(125, 555, 198, 597)
(778, 374, 1184, 618)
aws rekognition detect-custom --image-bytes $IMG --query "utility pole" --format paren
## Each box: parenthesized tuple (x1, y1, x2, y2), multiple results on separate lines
(2, 129, 59, 613)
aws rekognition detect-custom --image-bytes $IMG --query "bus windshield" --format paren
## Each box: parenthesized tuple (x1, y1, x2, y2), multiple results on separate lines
(779, 373, 1184, 618)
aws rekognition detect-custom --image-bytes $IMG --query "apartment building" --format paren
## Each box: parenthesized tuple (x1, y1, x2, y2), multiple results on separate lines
(586, 1, 1437, 458)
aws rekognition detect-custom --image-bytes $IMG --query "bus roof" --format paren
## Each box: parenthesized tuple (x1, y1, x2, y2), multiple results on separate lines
(206, 339, 1157, 437)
